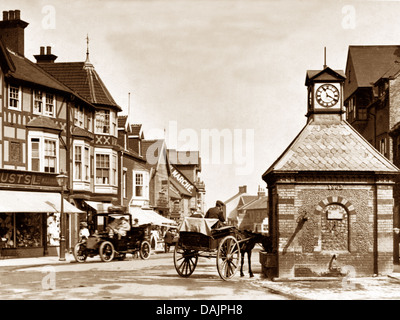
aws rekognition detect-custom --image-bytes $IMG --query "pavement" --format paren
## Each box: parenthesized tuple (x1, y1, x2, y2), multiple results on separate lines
(2, 253, 400, 300)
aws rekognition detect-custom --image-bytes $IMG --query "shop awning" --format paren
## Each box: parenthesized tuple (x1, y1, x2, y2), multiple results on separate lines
(0, 190, 83, 213)
(130, 206, 177, 227)
(84, 201, 113, 213)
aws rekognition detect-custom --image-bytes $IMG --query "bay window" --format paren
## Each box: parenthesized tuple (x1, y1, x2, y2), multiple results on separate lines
(28, 133, 59, 173)
(74, 144, 91, 181)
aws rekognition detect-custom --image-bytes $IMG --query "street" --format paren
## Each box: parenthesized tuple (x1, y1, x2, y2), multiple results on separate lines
(0, 247, 287, 300)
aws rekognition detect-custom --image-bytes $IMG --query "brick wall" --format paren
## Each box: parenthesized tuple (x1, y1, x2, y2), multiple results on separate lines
(269, 178, 395, 278)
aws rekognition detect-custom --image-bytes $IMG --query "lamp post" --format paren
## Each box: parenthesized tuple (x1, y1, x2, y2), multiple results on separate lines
(56, 172, 68, 261)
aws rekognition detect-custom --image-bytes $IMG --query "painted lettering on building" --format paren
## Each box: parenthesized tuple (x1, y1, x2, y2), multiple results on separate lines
(0, 170, 58, 187)
(170, 167, 195, 196)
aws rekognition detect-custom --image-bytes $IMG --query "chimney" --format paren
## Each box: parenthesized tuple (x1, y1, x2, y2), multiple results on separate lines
(0, 10, 29, 56)
(257, 185, 266, 198)
(34, 45, 58, 63)
(238, 185, 247, 194)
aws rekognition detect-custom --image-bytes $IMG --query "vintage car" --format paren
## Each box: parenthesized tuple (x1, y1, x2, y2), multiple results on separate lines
(73, 207, 152, 262)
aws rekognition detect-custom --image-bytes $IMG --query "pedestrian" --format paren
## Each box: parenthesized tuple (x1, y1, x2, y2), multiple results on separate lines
(79, 222, 90, 242)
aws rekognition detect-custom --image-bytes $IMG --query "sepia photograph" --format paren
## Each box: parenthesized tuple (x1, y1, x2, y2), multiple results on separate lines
(1, 0, 400, 310)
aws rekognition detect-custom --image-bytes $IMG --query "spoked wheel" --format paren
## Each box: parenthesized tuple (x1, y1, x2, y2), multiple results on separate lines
(216, 236, 240, 281)
(140, 240, 151, 260)
(73, 242, 88, 263)
(173, 243, 198, 277)
(99, 241, 115, 262)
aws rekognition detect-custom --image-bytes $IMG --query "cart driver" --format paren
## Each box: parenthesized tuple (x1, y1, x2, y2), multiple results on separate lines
(205, 200, 225, 226)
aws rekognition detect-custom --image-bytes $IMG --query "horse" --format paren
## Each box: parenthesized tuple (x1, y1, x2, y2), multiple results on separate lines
(237, 230, 272, 278)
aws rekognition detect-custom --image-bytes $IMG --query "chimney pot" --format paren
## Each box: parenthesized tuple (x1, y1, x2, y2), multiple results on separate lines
(40, 46, 45, 55)
(2, 11, 8, 21)
(15, 10, 20, 20)
(46, 46, 51, 55)
(9, 11, 15, 20)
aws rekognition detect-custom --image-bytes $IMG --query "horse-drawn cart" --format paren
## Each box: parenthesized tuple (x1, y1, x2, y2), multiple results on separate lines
(174, 217, 247, 281)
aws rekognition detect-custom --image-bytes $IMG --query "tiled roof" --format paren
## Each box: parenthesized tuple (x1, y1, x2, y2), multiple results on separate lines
(6, 49, 72, 93)
(348, 45, 400, 88)
(26, 116, 62, 131)
(131, 124, 142, 136)
(38, 61, 121, 110)
(241, 196, 268, 211)
(118, 115, 128, 129)
(264, 117, 399, 176)
(168, 149, 200, 166)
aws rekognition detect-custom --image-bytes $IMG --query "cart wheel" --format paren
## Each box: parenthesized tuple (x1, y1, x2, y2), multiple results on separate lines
(217, 236, 240, 281)
(73, 242, 88, 263)
(140, 241, 151, 260)
(173, 243, 198, 277)
(99, 241, 115, 262)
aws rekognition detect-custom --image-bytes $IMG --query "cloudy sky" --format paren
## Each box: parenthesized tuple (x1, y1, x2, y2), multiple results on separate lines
(5, 0, 400, 209)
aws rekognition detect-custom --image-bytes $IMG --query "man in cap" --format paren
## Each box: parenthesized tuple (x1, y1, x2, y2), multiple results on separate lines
(205, 200, 225, 223)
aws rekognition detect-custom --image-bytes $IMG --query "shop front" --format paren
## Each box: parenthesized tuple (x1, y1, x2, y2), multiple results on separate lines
(0, 170, 83, 258)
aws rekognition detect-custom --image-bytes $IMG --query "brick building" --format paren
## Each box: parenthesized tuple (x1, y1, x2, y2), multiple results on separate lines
(344, 45, 400, 263)
(262, 66, 399, 279)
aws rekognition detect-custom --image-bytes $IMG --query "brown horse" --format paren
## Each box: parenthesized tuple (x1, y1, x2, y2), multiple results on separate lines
(238, 230, 272, 278)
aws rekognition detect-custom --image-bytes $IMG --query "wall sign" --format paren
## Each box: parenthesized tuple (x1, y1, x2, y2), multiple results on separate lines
(170, 166, 196, 196)
(0, 169, 59, 187)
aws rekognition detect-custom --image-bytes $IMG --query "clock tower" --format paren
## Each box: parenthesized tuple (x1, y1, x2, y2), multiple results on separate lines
(305, 66, 346, 122)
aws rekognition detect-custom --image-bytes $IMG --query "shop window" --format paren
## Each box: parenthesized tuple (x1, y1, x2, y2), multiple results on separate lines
(16, 213, 43, 247)
(0, 213, 14, 248)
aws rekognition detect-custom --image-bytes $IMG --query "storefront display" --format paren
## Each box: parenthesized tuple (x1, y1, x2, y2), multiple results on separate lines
(0, 213, 14, 247)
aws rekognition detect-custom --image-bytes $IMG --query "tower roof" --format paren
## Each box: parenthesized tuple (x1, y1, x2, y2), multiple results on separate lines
(263, 117, 399, 177)
(38, 61, 121, 110)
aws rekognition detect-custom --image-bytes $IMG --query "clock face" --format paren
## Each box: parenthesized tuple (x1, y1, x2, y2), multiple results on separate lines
(315, 84, 339, 108)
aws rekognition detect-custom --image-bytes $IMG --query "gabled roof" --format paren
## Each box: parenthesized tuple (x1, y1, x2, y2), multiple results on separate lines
(241, 196, 268, 211)
(38, 61, 121, 110)
(347, 45, 400, 88)
(263, 117, 399, 177)
(141, 139, 171, 175)
(131, 124, 142, 136)
(305, 67, 345, 86)
(168, 149, 200, 166)
(5, 48, 73, 93)
(118, 115, 129, 130)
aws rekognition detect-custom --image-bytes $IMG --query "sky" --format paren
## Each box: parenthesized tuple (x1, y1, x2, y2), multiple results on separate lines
(5, 0, 400, 210)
